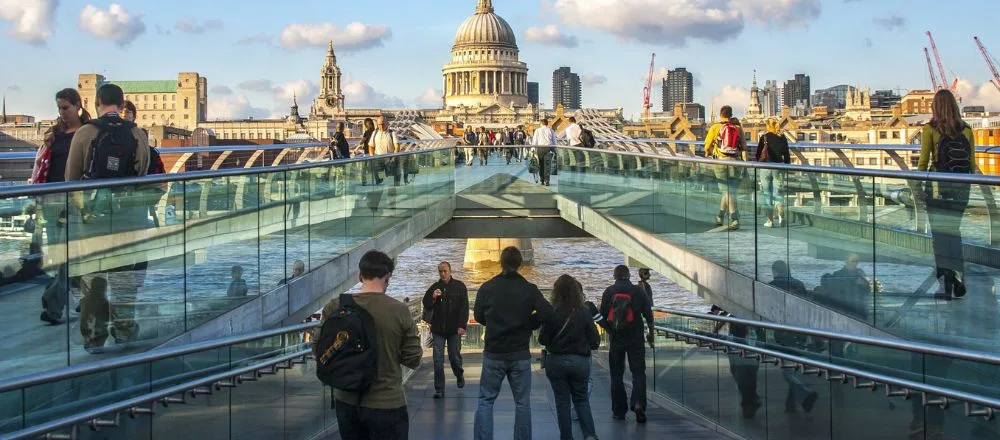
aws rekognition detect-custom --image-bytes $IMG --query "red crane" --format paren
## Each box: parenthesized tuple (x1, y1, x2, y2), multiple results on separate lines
(642, 53, 656, 121)
(924, 48, 940, 90)
(927, 31, 950, 90)
(975, 36, 1000, 93)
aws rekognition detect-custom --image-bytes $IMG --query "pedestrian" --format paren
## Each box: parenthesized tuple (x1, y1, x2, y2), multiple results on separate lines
(319, 250, 422, 440)
(767, 262, 818, 413)
(757, 117, 790, 228)
(710, 305, 762, 419)
(372, 116, 401, 186)
(332, 122, 350, 159)
(636, 268, 653, 308)
(540, 275, 600, 440)
(228, 265, 248, 297)
(421, 261, 469, 399)
(918, 89, 974, 299)
(64, 83, 151, 352)
(36, 88, 91, 325)
(531, 119, 557, 186)
(599, 265, 655, 423)
(704, 105, 747, 230)
(473, 246, 554, 440)
(359, 118, 380, 185)
(477, 127, 490, 166)
(464, 126, 478, 166)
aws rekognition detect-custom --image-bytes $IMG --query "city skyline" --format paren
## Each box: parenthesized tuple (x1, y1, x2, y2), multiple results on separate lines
(2, 0, 1000, 120)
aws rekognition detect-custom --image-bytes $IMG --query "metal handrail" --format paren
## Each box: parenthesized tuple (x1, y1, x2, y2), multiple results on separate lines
(654, 307, 1000, 366)
(0, 144, 455, 198)
(0, 349, 314, 440)
(0, 322, 318, 394)
(659, 325, 999, 419)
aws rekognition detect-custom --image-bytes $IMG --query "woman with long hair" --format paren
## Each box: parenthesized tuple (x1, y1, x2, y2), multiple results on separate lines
(918, 89, 975, 299)
(31, 89, 91, 184)
(359, 118, 381, 185)
(540, 274, 600, 440)
(757, 118, 791, 227)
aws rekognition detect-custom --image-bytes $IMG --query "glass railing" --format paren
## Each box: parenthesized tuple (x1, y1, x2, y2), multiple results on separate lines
(0, 146, 455, 380)
(0, 323, 322, 439)
(650, 309, 1000, 440)
(554, 146, 1000, 352)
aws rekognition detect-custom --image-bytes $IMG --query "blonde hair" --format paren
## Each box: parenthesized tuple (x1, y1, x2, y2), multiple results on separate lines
(765, 118, 780, 135)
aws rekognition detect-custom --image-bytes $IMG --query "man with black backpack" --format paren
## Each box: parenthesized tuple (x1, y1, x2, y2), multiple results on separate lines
(599, 265, 655, 423)
(315, 250, 421, 440)
(65, 83, 151, 353)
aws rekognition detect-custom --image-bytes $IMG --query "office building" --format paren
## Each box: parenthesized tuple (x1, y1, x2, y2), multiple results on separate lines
(527, 82, 539, 106)
(783, 73, 811, 109)
(661, 68, 694, 112)
(552, 67, 581, 109)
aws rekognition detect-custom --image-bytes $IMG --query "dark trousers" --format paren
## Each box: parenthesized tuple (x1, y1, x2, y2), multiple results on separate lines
(729, 356, 760, 411)
(335, 400, 409, 440)
(545, 354, 597, 440)
(925, 182, 969, 274)
(608, 335, 647, 416)
(433, 333, 464, 392)
(537, 148, 552, 185)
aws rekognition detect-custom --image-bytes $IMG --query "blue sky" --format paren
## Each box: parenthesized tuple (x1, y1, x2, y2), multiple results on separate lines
(3, 0, 1000, 120)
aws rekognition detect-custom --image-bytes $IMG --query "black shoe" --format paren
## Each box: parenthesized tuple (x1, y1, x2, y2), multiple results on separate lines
(612, 413, 626, 420)
(802, 391, 818, 413)
(40, 311, 62, 325)
(635, 406, 647, 424)
(433, 391, 444, 399)
(457, 375, 465, 389)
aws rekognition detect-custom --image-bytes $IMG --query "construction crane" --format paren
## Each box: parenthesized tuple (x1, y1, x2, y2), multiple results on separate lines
(924, 48, 940, 90)
(927, 31, 950, 90)
(974, 36, 1000, 93)
(642, 53, 656, 121)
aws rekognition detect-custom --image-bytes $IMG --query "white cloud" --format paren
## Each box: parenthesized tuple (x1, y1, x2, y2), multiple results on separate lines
(872, 14, 905, 31)
(79, 3, 145, 47)
(210, 85, 233, 96)
(274, 79, 318, 106)
(0, 0, 58, 44)
(175, 17, 223, 34)
(208, 94, 270, 120)
(551, 0, 820, 46)
(343, 78, 405, 108)
(711, 85, 751, 117)
(279, 22, 391, 51)
(238, 79, 275, 93)
(581, 74, 607, 86)
(6, 84, 21, 91)
(414, 88, 442, 109)
(955, 79, 1000, 112)
(524, 25, 578, 48)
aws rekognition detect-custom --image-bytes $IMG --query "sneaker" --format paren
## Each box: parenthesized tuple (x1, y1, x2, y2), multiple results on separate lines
(433, 391, 444, 399)
(729, 219, 740, 230)
(635, 406, 647, 424)
(802, 391, 818, 413)
(456, 375, 465, 389)
(764, 219, 773, 228)
(715, 216, 724, 227)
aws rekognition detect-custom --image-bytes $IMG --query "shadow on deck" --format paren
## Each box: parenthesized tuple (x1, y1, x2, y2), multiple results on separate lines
(322, 352, 729, 440)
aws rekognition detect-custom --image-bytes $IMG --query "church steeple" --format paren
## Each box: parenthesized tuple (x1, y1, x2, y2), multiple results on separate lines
(475, 0, 494, 14)
(325, 40, 337, 66)
(314, 39, 345, 117)
(747, 69, 762, 116)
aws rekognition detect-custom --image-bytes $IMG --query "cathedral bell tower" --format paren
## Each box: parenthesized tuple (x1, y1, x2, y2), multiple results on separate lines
(312, 40, 345, 118)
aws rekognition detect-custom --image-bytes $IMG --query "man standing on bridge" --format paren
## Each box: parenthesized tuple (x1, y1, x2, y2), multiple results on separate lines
(704, 105, 747, 230)
(531, 118, 557, 186)
(422, 261, 469, 399)
(600, 265, 655, 423)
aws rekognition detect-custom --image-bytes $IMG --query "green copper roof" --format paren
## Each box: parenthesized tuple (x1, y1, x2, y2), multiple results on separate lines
(102, 80, 178, 94)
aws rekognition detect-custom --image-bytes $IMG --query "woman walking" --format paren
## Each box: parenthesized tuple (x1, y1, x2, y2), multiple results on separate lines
(918, 89, 975, 299)
(756, 118, 791, 228)
(540, 275, 601, 440)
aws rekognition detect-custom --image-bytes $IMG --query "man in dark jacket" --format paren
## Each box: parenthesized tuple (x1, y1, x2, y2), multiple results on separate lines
(599, 265, 655, 423)
(422, 261, 469, 398)
(473, 247, 553, 440)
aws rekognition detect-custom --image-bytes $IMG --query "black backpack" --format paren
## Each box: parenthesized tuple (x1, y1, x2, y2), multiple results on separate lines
(935, 131, 972, 173)
(607, 291, 636, 331)
(85, 116, 139, 180)
(315, 294, 378, 392)
(580, 128, 596, 148)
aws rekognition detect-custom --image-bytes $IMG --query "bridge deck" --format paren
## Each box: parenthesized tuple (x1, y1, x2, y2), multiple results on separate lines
(322, 352, 727, 440)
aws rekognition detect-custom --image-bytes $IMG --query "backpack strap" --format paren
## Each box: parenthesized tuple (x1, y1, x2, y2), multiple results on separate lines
(339, 293, 356, 309)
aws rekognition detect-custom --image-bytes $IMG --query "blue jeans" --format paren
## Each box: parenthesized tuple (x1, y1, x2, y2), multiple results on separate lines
(474, 357, 532, 440)
(546, 354, 596, 440)
(433, 333, 464, 392)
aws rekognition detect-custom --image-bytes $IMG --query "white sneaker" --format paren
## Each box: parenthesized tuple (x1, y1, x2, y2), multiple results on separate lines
(764, 219, 773, 228)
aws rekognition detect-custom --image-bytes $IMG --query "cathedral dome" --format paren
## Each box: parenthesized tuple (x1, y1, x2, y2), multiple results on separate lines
(453, 0, 517, 49)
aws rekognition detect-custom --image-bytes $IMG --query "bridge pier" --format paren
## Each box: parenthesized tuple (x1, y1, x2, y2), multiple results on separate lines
(464, 238, 534, 269)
